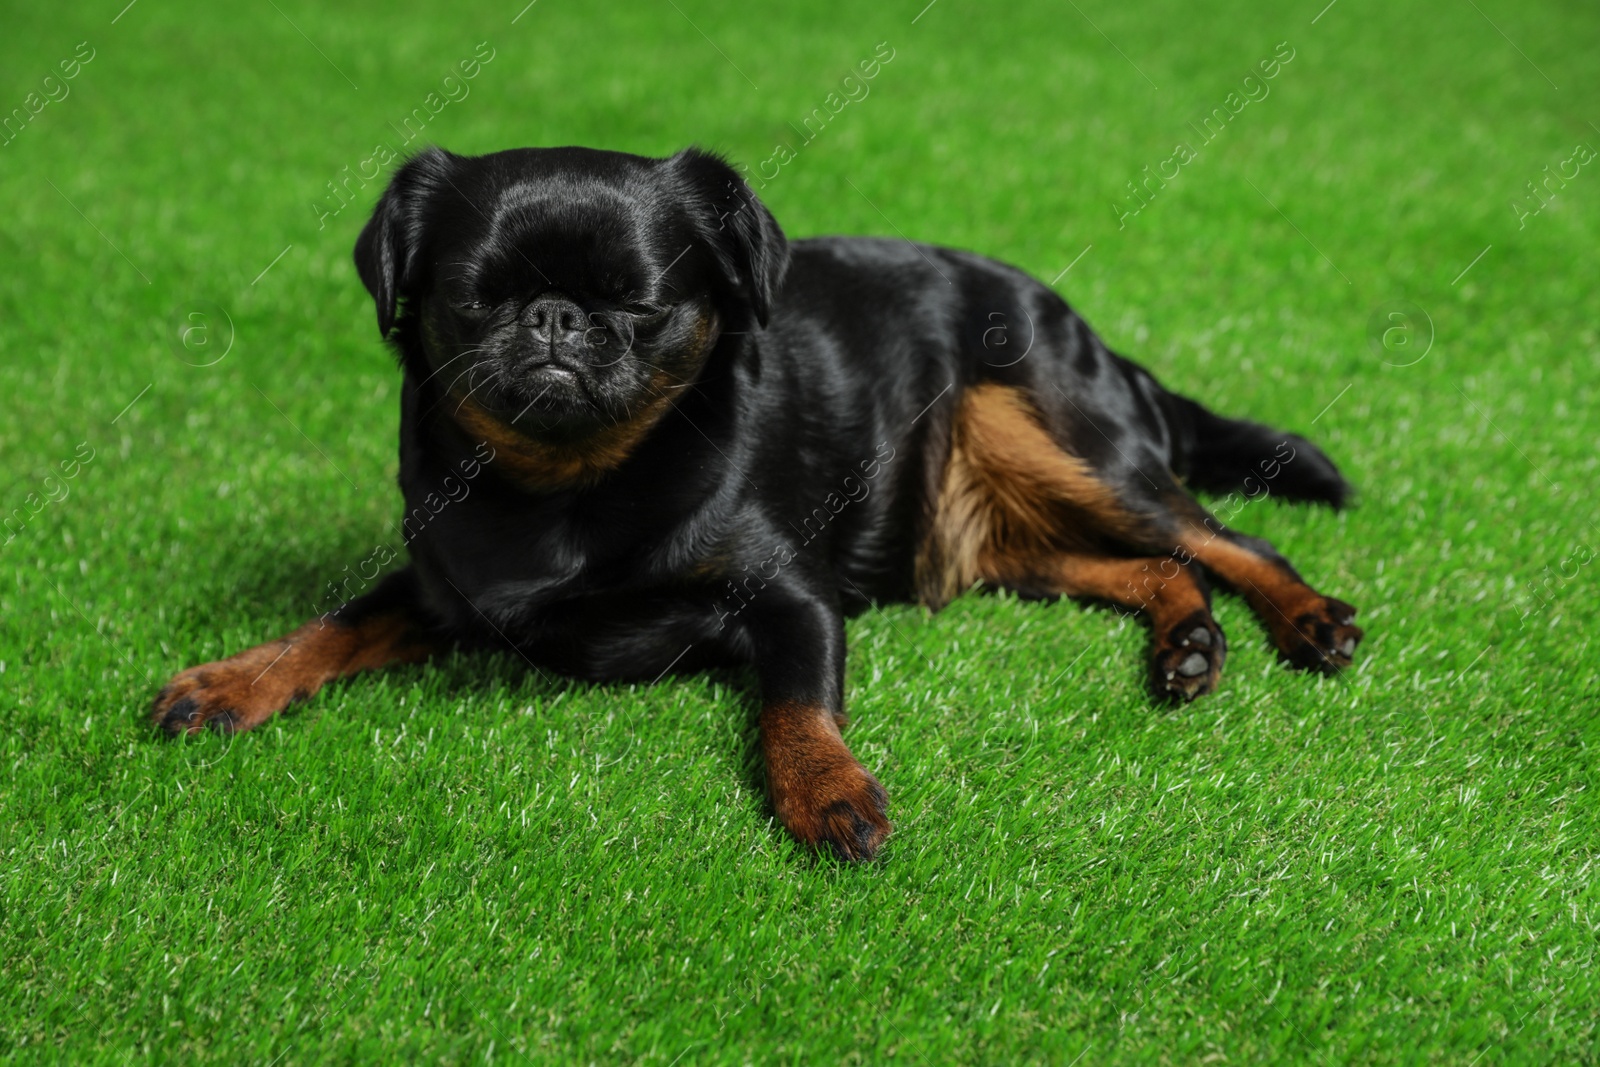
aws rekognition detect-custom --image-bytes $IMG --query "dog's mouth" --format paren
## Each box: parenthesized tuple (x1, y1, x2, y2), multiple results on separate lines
(468, 361, 598, 430)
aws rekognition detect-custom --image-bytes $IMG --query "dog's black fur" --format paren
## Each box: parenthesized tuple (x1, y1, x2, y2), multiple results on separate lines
(153, 145, 1362, 861)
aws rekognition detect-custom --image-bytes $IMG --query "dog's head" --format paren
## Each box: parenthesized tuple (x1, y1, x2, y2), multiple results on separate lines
(354, 145, 787, 441)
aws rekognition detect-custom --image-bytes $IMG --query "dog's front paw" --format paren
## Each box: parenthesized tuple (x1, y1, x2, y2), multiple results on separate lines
(1278, 596, 1363, 674)
(764, 716, 892, 861)
(782, 761, 891, 862)
(151, 642, 301, 737)
(1153, 610, 1226, 701)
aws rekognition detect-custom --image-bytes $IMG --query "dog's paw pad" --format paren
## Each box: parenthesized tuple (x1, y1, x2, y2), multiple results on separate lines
(1154, 611, 1226, 701)
(1281, 597, 1363, 673)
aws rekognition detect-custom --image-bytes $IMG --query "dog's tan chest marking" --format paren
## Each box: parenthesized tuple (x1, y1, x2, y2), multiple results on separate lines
(448, 388, 677, 490)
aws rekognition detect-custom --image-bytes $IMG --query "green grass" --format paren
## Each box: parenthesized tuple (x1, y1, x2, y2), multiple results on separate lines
(3, 0, 1597, 1061)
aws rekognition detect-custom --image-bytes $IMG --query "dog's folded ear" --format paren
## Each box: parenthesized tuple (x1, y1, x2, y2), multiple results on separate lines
(667, 148, 789, 329)
(354, 146, 460, 339)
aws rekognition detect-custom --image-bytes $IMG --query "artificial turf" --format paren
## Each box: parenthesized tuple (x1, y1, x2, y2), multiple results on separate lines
(3, 0, 1597, 1061)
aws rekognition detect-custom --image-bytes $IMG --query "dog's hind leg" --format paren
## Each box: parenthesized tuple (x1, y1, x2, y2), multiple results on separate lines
(919, 382, 1360, 692)
(1035, 552, 1226, 701)
(918, 383, 1225, 698)
(1171, 525, 1362, 673)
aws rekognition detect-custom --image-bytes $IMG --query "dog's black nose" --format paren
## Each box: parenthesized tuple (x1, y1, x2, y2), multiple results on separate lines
(520, 294, 589, 345)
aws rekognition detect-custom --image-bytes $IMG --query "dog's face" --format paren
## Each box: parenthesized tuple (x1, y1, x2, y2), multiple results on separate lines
(354, 146, 787, 440)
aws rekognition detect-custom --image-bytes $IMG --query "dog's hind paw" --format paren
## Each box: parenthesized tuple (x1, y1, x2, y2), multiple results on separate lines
(1152, 610, 1226, 701)
(1279, 596, 1363, 674)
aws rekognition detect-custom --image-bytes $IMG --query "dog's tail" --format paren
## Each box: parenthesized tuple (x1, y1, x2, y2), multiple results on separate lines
(1165, 391, 1351, 508)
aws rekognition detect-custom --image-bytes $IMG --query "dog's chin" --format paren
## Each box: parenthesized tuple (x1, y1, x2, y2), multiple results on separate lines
(479, 367, 615, 441)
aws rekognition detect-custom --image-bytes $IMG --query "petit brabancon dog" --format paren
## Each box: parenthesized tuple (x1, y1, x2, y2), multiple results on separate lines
(153, 146, 1363, 861)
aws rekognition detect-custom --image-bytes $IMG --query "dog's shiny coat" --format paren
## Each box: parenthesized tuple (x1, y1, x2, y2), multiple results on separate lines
(153, 145, 1362, 861)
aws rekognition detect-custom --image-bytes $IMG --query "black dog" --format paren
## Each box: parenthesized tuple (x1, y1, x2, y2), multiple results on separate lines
(153, 145, 1362, 860)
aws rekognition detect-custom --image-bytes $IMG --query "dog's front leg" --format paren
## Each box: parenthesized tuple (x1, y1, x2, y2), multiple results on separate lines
(151, 568, 441, 736)
(742, 590, 891, 861)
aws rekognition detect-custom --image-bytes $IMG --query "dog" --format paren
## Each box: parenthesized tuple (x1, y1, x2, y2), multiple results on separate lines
(152, 145, 1363, 861)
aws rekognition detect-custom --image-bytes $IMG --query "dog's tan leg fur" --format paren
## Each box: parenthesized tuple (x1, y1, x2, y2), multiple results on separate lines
(918, 383, 1229, 696)
(151, 610, 437, 735)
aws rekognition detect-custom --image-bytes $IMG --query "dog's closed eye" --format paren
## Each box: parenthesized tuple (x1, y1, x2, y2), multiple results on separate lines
(619, 297, 675, 316)
(618, 303, 680, 332)
(448, 301, 495, 328)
